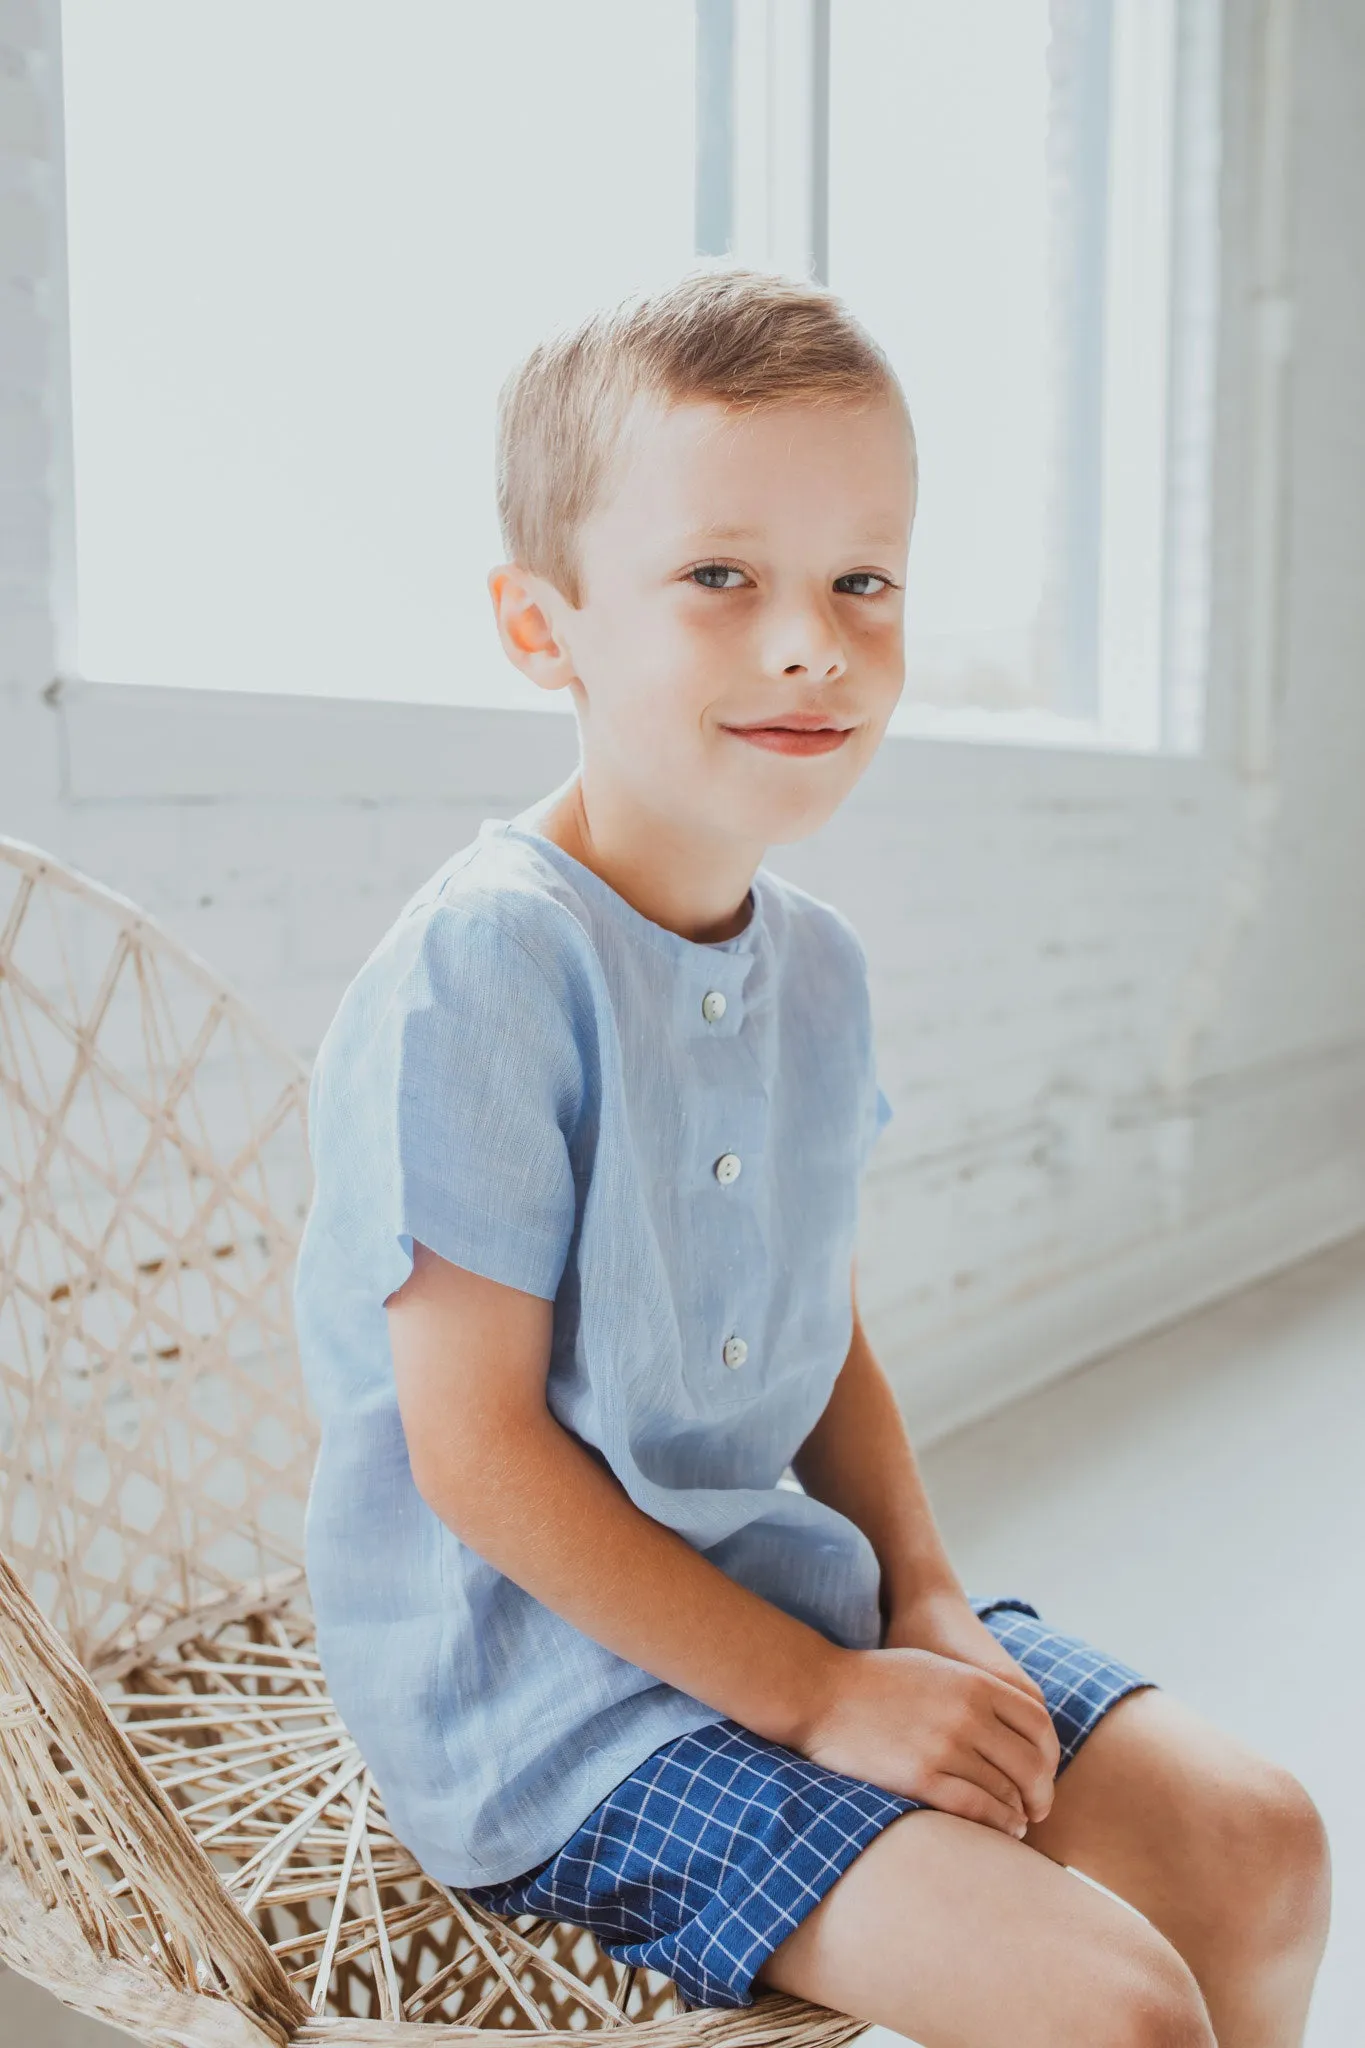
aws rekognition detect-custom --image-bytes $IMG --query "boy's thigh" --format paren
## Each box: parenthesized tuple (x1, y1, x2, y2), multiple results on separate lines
(755, 1805, 1212, 2048)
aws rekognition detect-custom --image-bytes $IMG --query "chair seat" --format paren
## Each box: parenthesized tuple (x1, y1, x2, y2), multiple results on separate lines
(90, 1578, 688, 2031)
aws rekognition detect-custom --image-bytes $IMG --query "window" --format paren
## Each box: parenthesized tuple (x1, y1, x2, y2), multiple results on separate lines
(699, 0, 1221, 750)
(61, 0, 1219, 749)
(60, 1, 697, 716)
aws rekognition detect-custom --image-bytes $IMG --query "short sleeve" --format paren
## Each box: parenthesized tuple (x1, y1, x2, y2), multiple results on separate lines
(862, 1078, 894, 1171)
(820, 901, 892, 1174)
(314, 905, 584, 1307)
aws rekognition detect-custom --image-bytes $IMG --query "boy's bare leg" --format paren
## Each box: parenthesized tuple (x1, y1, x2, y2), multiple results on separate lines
(757, 1687, 1330, 2047)
(756, 1800, 1216, 2048)
(1020, 1686, 1332, 2048)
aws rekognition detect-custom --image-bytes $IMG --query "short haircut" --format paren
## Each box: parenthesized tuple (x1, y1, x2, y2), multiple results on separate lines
(495, 266, 911, 605)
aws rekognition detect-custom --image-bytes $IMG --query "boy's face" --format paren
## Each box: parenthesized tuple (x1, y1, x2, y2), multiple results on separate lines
(497, 390, 915, 850)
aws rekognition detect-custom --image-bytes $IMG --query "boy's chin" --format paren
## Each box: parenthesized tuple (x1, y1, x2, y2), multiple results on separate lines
(742, 783, 855, 847)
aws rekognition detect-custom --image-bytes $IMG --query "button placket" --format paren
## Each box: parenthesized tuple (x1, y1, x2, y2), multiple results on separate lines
(677, 960, 749, 1041)
(681, 949, 765, 1396)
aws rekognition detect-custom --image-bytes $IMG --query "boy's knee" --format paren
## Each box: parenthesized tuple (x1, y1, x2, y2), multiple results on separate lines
(1105, 1931, 1215, 2048)
(1235, 1763, 1332, 1949)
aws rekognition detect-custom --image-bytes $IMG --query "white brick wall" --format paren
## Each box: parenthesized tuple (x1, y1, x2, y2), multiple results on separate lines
(4, 0, 1364, 1442)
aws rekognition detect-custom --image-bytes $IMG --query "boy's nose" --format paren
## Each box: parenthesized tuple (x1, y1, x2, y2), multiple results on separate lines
(764, 607, 848, 683)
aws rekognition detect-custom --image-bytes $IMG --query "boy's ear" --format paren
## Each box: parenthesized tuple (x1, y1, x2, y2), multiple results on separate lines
(488, 564, 576, 694)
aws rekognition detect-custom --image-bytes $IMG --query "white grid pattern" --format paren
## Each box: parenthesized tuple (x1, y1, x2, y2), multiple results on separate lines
(471, 1596, 1157, 2009)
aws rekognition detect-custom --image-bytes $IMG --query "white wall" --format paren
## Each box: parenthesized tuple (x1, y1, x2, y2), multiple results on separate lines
(4, 0, 1363, 1444)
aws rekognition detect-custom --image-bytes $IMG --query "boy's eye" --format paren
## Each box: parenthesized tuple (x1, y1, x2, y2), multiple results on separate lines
(686, 564, 893, 595)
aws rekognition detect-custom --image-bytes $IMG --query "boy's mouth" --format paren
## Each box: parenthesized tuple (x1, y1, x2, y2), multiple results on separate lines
(721, 713, 856, 757)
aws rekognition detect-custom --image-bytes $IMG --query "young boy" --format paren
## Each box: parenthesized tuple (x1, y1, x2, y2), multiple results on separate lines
(294, 270, 1330, 2045)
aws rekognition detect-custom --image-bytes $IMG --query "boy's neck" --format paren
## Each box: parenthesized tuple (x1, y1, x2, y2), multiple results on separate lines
(535, 771, 761, 947)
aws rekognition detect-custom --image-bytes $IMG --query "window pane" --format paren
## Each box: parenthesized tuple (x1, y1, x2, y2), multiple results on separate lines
(828, 0, 1054, 714)
(62, 1, 696, 707)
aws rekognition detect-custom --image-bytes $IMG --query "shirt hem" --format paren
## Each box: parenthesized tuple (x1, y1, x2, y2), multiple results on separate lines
(410, 1699, 734, 1890)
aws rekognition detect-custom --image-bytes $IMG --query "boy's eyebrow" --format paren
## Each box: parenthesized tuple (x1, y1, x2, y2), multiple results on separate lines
(680, 522, 907, 548)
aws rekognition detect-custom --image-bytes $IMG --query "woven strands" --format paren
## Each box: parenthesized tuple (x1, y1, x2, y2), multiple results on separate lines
(0, 839, 863, 2048)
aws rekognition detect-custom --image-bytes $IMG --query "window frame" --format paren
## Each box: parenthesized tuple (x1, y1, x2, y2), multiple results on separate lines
(49, 0, 1293, 781)
(695, 0, 1224, 757)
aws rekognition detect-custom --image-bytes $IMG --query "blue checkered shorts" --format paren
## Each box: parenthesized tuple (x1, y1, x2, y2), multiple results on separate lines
(465, 1594, 1157, 2010)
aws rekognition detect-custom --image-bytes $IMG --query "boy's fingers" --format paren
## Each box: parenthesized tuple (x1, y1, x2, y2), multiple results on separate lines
(1006, 1667, 1049, 1711)
(935, 1775, 1030, 1839)
(966, 1750, 1027, 1819)
(979, 1714, 1057, 1808)
(985, 1675, 1062, 1773)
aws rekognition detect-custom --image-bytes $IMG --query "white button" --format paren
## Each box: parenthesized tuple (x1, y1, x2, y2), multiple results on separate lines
(713, 1152, 742, 1185)
(701, 989, 727, 1023)
(722, 1335, 748, 1370)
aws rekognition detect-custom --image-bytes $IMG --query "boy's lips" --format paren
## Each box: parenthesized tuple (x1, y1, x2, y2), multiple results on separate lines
(721, 714, 856, 756)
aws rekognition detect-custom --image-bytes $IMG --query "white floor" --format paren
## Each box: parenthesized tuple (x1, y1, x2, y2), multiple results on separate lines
(4, 1231, 1363, 2046)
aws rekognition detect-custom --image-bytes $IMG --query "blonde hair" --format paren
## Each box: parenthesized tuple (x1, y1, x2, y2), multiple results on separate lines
(495, 266, 910, 605)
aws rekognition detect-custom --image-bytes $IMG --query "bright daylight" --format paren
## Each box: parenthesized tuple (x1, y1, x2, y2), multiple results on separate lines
(2, 5, 1361, 2048)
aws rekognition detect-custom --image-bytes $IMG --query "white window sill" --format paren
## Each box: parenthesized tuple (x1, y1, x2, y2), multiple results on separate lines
(884, 699, 1177, 757)
(48, 674, 1204, 809)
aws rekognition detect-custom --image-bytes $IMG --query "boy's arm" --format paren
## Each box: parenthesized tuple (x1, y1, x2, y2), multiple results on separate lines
(387, 1240, 845, 1752)
(387, 1241, 1057, 1827)
(789, 1267, 964, 1633)
(790, 1266, 1048, 1707)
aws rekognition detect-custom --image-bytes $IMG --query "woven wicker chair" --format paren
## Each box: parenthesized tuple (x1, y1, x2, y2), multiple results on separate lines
(0, 837, 863, 2048)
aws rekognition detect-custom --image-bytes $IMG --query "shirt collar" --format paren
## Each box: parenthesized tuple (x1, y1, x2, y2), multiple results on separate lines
(493, 815, 767, 971)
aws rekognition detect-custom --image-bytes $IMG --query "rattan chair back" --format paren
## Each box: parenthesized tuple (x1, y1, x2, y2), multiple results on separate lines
(0, 835, 315, 1670)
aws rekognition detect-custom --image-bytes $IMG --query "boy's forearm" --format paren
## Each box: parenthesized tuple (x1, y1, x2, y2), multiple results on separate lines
(791, 1303, 963, 1629)
(417, 1405, 847, 1751)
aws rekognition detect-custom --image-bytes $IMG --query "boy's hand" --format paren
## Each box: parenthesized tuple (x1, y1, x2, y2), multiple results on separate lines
(802, 1620, 1059, 1837)
(885, 1586, 1059, 1828)
(884, 1585, 1052, 1717)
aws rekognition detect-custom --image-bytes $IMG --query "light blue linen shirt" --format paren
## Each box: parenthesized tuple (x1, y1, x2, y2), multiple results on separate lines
(293, 788, 894, 1887)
